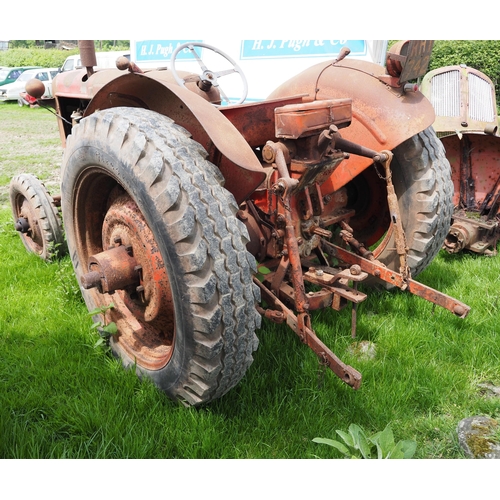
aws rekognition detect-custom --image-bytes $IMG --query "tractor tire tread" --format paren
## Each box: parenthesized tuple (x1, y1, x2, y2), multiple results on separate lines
(391, 126, 453, 276)
(63, 107, 260, 406)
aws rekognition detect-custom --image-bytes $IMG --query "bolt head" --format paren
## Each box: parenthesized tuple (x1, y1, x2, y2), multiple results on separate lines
(350, 264, 362, 276)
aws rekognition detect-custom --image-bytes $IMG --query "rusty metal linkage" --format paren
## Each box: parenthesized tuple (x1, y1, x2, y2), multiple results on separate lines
(255, 277, 362, 390)
(322, 239, 470, 318)
(258, 133, 470, 394)
(379, 150, 411, 283)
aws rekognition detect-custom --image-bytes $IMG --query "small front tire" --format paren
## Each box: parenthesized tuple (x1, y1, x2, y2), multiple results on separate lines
(9, 173, 66, 261)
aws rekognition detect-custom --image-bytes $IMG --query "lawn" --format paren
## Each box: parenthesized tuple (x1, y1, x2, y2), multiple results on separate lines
(1, 101, 499, 463)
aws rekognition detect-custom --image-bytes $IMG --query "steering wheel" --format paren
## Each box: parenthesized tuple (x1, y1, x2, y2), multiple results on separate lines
(170, 42, 248, 106)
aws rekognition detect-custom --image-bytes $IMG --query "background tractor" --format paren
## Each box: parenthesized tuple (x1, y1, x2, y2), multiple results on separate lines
(421, 64, 500, 256)
(10, 40, 469, 406)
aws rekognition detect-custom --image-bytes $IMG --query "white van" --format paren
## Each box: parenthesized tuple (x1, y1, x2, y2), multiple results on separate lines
(61, 51, 130, 72)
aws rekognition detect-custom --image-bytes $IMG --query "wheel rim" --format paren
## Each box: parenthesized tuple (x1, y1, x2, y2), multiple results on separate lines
(345, 166, 392, 256)
(74, 168, 175, 370)
(13, 195, 45, 255)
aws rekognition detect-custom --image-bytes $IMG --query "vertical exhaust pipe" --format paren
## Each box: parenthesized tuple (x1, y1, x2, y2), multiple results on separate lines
(78, 40, 97, 77)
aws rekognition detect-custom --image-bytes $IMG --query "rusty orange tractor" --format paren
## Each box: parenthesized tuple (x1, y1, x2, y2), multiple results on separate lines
(10, 40, 469, 406)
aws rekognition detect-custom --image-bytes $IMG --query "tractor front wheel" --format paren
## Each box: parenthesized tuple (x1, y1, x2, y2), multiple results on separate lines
(61, 107, 261, 406)
(9, 173, 66, 261)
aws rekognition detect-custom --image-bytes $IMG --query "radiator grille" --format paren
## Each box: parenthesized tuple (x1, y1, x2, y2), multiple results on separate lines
(431, 70, 460, 117)
(469, 73, 495, 122)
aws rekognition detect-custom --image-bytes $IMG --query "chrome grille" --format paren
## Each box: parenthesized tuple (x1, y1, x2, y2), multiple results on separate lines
(469, 73, 495, 122)
(431, 70, 460, 117)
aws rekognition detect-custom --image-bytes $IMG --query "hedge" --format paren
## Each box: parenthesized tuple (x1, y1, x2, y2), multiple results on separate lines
(0, 48, 80, 68)
(0, 43, 129, 69)
(429, 40, 500, 105)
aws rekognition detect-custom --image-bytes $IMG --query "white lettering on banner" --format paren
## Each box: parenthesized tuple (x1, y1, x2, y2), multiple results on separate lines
(279, 40, 311, 51)
(155, 44, 175, 57)
(240, 39, 360, 60)
(253, 40, 348, 52)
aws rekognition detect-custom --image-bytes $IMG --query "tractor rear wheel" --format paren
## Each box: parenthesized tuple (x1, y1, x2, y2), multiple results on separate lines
(9, 173, 66, 261)
(347, 127, 453, 279)
(61, 107, 261, 406)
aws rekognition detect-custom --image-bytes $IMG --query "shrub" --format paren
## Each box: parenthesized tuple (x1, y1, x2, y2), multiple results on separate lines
(0, 41, 129, 69)
(0, 48, 79, 68)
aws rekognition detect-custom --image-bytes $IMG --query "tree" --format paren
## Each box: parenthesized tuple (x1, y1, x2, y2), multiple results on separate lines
(94, 40, 130, 50)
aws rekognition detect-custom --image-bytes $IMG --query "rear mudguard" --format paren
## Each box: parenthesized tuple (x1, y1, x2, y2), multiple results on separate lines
(56, 69, 266, 204)
(267, 58, 436, 192)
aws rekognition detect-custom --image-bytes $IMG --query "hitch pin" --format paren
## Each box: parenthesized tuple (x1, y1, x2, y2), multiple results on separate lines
(373, 151, 390, 163)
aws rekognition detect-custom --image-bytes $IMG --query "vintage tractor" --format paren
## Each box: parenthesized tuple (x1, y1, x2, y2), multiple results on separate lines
(10, 40, 470, 406)
(421, 64, 500, 256)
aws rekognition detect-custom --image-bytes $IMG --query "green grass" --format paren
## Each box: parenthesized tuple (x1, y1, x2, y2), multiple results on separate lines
(0, 102, 62, 206)
(1, 100, 500, 460)
(1, 203, 499, 459)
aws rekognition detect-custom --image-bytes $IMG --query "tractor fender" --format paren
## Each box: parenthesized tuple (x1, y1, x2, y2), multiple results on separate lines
(267, 58, 436, 191)
(83, 70, 266, 204)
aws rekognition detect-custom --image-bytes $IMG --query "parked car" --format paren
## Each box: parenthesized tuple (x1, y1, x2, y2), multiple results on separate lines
(0, 66, 41, 87)
(60, 51, 129, 72)
(0, 68, 59, 102)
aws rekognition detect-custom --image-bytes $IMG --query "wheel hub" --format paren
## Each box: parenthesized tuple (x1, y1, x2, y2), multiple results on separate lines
(81, 244, 141, 293)
(81, 193, 175, 370)
(16, 198, 43, 251)
(15, 217, 30, 233)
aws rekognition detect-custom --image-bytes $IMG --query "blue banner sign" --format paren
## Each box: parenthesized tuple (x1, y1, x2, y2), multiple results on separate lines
(240, 40, 366, 59)
(135, 40, 203, 62)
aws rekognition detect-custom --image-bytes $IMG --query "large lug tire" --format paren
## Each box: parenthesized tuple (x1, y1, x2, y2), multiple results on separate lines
(9, 173, 66, 261)
(348, 127, 453, 279)
(61, 107, 261, 406)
